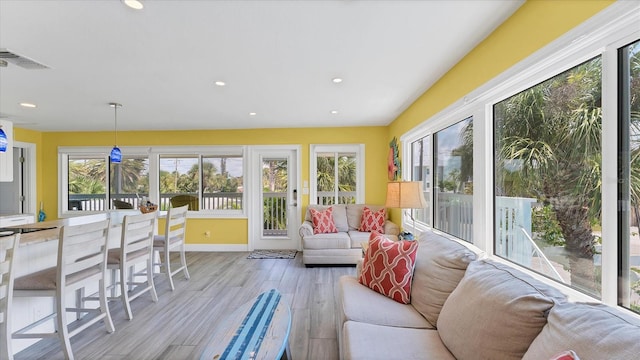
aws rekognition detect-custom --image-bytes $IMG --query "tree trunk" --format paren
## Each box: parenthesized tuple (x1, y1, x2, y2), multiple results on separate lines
(550, 196, 599, 295)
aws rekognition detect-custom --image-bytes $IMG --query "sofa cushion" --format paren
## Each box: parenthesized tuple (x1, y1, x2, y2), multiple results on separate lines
(310, 207, 338, 234)
(358, 206, 386, 233)
(411, 231, 479, 327)
(301, 232, 350, 249)
(522, 302, 640, 360)
(343, 321, 455, 360)
(338, 275, 433, 329)
(347, 230, 373, 248)
(359, 232, 418, 304)
(305, 204, 348, 232)
(346, 204, 387, 231)
(438, 259, 567, 360)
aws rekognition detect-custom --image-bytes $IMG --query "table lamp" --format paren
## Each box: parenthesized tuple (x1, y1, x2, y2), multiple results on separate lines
(385, 181, 428, 240)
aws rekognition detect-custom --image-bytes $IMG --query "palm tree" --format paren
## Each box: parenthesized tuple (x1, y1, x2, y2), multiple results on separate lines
(316, 154, 357, 204)
(494, 57, 603, 294)
(110, 158, 147, 194)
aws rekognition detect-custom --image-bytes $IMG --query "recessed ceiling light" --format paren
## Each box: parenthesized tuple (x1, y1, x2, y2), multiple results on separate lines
(123, 0, 144, 10)
(20, 102, 36, 108)
(330, 110, 339, 114)
(332, 77, 343, 84)
(249, 112, 257, 116)
(215, 81, 226, 87)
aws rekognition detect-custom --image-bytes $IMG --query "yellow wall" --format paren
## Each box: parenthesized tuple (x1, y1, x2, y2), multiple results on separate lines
(389, 0, 613, 137)
(12, 0, 614, 244)
(16, 126, 388, 245)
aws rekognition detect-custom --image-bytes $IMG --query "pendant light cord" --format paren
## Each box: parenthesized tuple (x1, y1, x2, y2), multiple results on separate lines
(110, 102, 121, 146)
(114, 104, 118, 146)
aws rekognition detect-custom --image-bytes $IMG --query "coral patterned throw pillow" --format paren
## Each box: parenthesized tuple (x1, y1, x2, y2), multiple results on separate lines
(359, 232, 419, 304)
(550, 351, 580, 360)
(309, 207, 338, 234)
(359, 206, 386, 233)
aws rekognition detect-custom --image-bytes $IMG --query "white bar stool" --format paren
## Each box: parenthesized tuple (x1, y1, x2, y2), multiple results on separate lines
(107, 211, 158, 320)
(153, 205, 190, 291)
(12, 220, 114, 360)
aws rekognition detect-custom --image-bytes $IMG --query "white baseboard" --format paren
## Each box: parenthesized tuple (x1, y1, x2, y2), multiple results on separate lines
(185, 244, 249, 252)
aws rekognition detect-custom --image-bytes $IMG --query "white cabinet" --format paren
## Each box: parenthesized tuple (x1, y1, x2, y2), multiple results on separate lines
(0, 214, 35, 227)
(0, 119, 13, 182)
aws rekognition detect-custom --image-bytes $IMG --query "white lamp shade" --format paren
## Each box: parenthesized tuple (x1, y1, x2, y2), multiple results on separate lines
(385, 181, 427, 209)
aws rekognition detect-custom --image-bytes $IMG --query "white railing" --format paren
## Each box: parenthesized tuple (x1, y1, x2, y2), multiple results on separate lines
(316, 191, 356, 205)
(263, 192, 287, 236)
(495, 196, 537, 266)
(436, 192, 474, 242)
(433, 193, 538, 267)
(520, 227, 566, 283)
(69, 193, 244, 211)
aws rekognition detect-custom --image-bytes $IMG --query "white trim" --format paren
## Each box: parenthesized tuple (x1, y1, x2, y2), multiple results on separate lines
(185, 244, 249, 252)
(13, 141, 37, 216)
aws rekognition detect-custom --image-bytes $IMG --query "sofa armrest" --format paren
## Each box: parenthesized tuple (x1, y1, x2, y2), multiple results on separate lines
(299, 220, 314, 237)
(384, 220, 400, 236)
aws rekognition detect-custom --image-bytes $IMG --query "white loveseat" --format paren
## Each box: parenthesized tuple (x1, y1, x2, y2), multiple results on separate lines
(337, 230, 640, 360)
(299, 204, 399, 266)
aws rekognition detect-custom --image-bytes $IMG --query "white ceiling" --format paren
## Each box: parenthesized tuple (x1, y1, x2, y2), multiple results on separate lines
(0, 0, 523, 132)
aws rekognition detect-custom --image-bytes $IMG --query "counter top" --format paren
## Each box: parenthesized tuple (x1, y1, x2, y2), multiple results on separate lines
(9, 211, 141, 247)
(0, 213, 35, 218)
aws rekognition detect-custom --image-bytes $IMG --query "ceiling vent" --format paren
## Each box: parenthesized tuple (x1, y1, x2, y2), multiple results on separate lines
(0, 49, 50, 69)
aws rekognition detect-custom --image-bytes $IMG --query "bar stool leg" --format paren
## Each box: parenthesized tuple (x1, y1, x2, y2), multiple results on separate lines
(121, 266, 133, 320)
(165, 249, 175, 291)
(57, 288, 74, 360)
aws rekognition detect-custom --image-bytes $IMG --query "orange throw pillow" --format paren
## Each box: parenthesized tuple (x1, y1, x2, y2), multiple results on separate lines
(359, 232, 419, 304)
(309, 207, 338, 234)
(359, 206, 386, 233)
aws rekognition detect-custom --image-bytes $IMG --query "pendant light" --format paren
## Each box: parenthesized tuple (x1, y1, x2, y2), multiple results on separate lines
(0, 125, 7, 152)
(110, 102, 122, 163)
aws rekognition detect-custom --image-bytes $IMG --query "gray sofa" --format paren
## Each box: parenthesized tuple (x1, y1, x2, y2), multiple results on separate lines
(299, 204, 399, 266)
(337, 230, 640, 360)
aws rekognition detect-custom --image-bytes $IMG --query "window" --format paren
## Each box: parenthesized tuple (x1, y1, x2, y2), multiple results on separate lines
(434, 117, 473, 242)
(68, 155, 107, 211)
(310, 144, 364, 205)
(410, 136, 431, 226)
(494, 57, 602, 297)
(202, 156, 243, 210)
(110, 155, 149, 209)
(400, 2, 639, 315)
(60, 146, 244, 216)
(159, 155, 199, 210)
(619, 39, 640, 312)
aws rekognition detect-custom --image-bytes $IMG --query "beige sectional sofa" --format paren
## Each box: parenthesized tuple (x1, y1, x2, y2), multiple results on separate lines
(299, 204, 399, 266)
(337, 230, 640, 360)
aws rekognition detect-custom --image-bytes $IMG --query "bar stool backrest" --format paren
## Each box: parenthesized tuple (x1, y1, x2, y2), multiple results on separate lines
(58, 219, 111, 292)
(121, 212, 157, 262)
(0, 234, 19, 360)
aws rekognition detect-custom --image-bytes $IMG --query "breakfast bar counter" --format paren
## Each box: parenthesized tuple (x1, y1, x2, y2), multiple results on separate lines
(4, 211, 140, 276)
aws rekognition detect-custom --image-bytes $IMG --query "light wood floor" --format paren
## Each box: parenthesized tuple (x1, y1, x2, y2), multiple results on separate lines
(14, 252, 355, 360)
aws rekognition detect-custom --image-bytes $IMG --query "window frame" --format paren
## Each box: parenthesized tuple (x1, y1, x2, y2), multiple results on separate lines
(309, 144, 365, 205)
(59, 145, 247, 218)
(401, 1, 640, 312)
